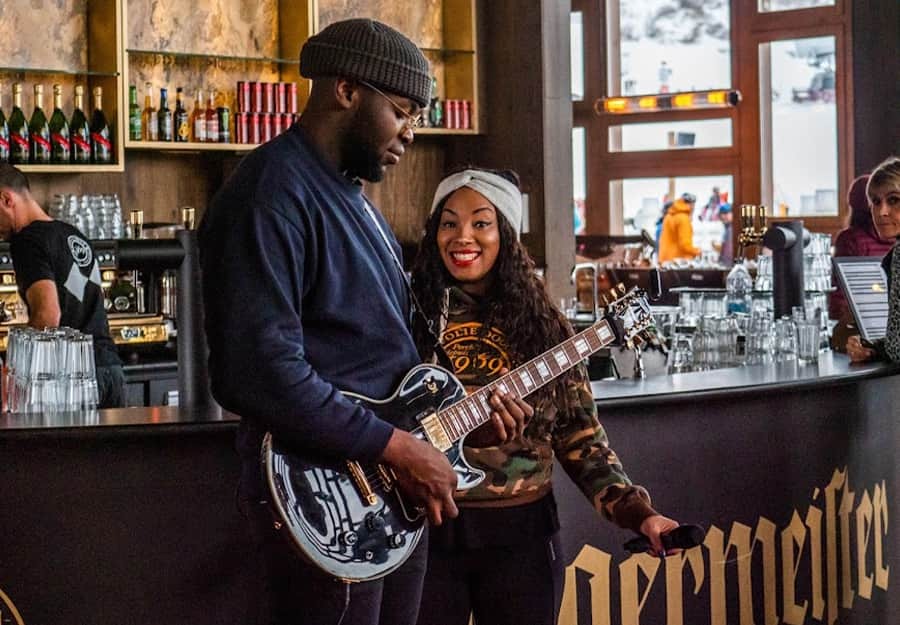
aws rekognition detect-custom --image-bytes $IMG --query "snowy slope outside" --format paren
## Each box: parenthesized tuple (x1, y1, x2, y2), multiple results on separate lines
(618, 0, 731, 95)
(768, 37, 838, 216)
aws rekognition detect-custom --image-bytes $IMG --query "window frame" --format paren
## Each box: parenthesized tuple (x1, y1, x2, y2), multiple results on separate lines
(573, 0, 853, 240)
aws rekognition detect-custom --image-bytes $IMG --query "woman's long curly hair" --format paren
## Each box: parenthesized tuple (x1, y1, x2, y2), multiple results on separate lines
(410, 168, 575, 409)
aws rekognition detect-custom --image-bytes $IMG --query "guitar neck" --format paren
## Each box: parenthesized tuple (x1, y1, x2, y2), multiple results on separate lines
(436, 318, 616, 443)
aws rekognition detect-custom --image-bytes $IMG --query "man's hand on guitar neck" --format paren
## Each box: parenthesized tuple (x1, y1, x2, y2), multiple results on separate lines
(381, 429, 459, 526)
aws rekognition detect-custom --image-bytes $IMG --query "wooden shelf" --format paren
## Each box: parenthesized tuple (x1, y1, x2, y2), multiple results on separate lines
(126, 48, 299, 65)
(416, 128, 479, 136)
(124, 140, 256, 152)
(17, 164, 124, 173)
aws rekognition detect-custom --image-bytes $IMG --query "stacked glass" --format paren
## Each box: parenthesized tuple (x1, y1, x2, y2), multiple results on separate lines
(47, 193, 124, 239)
(6, 327, 98, 414)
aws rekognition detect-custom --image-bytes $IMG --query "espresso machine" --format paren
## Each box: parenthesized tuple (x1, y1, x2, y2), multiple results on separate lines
(0, 240, 173, 354)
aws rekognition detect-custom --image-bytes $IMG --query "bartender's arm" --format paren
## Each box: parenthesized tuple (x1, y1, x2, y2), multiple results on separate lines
(24, 279, 61, 329)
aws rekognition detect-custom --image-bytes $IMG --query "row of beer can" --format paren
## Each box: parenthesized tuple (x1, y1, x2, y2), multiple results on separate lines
(235, 81, 299, 115)
(441, 100, 472, 130)
(234, 112, 299, 144)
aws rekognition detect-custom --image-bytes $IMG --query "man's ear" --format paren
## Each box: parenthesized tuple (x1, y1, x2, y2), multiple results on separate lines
(334, 78, 361, 111)
(0, 189, 13, 210)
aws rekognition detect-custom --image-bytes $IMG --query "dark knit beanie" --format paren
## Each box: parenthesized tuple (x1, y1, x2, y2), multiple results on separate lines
(300, 18, 431, 108)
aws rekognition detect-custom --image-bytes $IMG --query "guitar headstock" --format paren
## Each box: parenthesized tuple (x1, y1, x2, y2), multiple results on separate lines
(601, 284, 657, 348)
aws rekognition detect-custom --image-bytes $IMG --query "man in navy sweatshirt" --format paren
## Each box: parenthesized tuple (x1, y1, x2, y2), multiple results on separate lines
(199, 19, 530, 625)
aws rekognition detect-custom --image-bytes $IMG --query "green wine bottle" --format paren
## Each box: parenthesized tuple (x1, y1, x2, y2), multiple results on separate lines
(90, 86, 112, 164)
(49, 84, 71, 164)
(70, 85, 91, 164)
(29, 84, 51, 164)
(8, 83, 29, 165)
(128, 84, 142, 141)
(0, 83, 10, 163)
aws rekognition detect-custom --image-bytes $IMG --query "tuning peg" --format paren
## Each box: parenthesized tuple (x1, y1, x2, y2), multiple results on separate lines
(617, 283, 626, 294)
(599, 293, 609, 306)
(608, 289, 618, 301)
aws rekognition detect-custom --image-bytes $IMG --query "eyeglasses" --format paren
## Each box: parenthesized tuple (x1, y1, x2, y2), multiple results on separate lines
(360, 81, 424, 132)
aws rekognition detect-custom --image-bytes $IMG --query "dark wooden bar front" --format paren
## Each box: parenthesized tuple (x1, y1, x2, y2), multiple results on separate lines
(0, 354, 897, 624)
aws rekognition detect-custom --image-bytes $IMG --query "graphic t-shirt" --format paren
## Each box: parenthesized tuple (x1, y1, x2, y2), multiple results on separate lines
(11, 220, 120, 366)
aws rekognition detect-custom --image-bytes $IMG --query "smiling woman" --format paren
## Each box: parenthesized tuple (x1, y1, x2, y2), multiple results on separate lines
(409, 166, 681, 625)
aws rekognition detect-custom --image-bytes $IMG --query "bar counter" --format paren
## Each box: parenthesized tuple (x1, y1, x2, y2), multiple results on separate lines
(1, 354, 898, 624)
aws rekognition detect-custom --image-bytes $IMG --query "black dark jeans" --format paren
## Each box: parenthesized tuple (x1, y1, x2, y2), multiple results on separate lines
(97, 364, 126, 408)
(240, 496, 429, 625)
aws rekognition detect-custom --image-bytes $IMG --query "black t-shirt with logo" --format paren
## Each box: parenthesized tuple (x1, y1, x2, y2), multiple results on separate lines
(11, 220, 120, 366)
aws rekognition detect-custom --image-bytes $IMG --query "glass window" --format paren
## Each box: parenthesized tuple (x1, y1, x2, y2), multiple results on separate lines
(613, 0, 731, 95)
(763, 36, 838, 216)
(612, 175, 734, 252)
(571, 12, 584, 101)
(573, 127, 587, 234)
(609, 119, 732, 152)
(759, 0, 835, 12)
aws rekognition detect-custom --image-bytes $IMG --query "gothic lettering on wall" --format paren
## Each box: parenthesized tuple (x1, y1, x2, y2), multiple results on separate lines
(560, 469, 889, 625)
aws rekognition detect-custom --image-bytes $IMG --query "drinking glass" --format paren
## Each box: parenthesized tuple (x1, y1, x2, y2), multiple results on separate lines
(797, 320, 820, 365)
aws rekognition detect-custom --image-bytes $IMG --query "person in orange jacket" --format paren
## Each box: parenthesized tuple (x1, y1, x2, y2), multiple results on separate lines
(658, 192, 701, 263)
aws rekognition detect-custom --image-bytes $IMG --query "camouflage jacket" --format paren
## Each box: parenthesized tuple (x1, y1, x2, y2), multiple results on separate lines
(441, 288, 656, 531)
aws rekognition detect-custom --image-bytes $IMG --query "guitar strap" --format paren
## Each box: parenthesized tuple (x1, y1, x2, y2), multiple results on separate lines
(362, 198, 454, 371)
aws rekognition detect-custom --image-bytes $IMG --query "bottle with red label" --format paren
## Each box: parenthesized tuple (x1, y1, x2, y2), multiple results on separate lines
(0, 83, 10, 163)
(8, 84, 29, 165)
(28, 84, 52, 164)
(90, 86, 113, 163)
(49, 84, 71, 164)
(70, 85, 91, 164)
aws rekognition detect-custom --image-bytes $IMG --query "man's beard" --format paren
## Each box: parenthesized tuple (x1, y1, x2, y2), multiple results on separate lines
(341, 123, 384, 183)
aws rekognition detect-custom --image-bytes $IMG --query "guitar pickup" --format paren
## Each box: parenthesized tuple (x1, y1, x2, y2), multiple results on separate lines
(419, 412, 452, 452)
(377, 464, 396, 491)
(346, 460, 378, 506)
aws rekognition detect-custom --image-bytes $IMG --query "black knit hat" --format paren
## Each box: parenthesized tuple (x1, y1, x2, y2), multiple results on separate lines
(300, 18, 431, 108)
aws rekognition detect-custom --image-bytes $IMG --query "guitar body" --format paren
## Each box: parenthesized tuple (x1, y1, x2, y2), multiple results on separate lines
(263, 364, 485, 582)
(263, 285, 654, 582)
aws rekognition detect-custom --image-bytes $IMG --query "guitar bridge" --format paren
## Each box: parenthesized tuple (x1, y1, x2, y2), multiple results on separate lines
(420, 412, 452, 452)
(346, 461, 378, 506)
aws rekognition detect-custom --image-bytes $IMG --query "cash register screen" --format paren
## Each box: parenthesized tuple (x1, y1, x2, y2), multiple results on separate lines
(832, 256, 889, 343)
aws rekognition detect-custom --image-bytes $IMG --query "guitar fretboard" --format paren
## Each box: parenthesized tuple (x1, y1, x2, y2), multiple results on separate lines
(435, 319, 616, 443)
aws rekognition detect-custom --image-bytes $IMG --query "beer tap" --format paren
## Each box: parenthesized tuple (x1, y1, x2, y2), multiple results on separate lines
(738, 204, 768, 259)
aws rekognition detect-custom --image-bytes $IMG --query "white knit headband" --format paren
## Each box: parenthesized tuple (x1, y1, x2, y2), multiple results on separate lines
(431, 170, 523, 236)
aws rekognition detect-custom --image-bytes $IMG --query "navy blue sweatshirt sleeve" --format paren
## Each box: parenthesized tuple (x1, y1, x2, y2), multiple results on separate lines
(200, 201, 394, 462)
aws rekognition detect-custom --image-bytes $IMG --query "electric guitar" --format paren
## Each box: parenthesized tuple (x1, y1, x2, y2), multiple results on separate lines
(263, 286, 656, 582)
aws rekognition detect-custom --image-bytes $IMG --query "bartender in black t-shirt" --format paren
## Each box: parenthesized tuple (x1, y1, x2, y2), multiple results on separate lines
(0, 164, 124, 408)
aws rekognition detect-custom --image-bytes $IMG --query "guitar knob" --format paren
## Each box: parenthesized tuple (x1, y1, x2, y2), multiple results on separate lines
(365, 513, 385, 532)
(339, 531, 359, 546)
(388, 533, 406, 549)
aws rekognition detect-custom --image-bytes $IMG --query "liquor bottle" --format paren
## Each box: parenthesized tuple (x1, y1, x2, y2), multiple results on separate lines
(428, 76, 443, 128)
(8, 83, 30, 165)
(128, 84, 142, 141)
(174, 87, 189, 142)
(157, 87, 173, 142)
(205, 89, 218, 143)
(70, 85, 91, 164)
(29, 84, 52, 164)
(90, 86, 113, 164)
(141, 82, 157, 142)
(48, 84, 71, 164)
(0, 84, 10, 163)
(190, 89, 206, 142)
